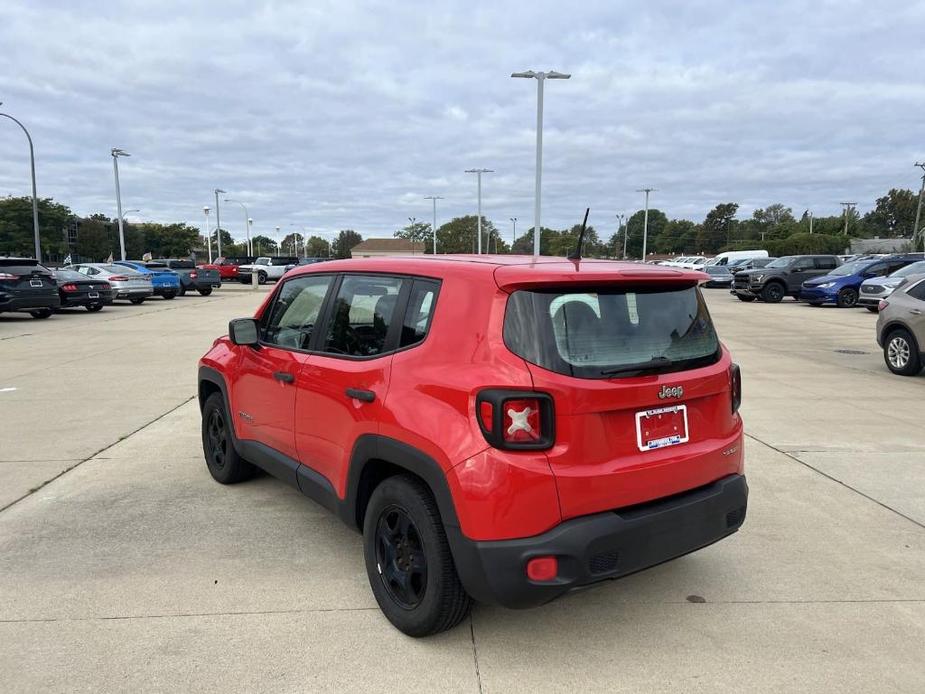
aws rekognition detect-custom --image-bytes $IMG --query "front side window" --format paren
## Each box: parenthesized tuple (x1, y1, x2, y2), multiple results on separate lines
(791, 258, 815, 271)
(504, 285, 720, 379)
(262, 275, 334, 349)
(323, 275, 404, 357)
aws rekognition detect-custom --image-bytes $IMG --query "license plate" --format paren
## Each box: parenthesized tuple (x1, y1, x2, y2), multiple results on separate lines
(88, 292, 99, 299)
(635, 404, 689, 451)
(30, 279, 43, 287)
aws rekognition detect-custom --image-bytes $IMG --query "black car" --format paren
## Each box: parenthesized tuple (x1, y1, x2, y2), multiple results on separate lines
(729, 257, 776, 274)
(701, 265, 735, 288)
(53, 269, 113, 312)
(731, 254, 841, 303)
(0, 258, 60, 319)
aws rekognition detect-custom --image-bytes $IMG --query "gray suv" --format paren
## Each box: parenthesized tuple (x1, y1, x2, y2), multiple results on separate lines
(876, 274, 925, 376)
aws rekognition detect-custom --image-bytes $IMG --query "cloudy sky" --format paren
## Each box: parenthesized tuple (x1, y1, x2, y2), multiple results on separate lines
(2, 0, 924, 244)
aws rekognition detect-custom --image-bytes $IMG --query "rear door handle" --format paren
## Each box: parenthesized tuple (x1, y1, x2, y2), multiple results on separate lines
(273, 371, 295, 384)
(345, 388, 375, 403)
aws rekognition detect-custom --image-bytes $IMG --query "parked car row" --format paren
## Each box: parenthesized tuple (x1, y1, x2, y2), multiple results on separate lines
(0, 256, 221, 320)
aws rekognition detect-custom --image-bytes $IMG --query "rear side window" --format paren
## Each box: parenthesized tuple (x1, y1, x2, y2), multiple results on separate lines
(400, 279, 439, 348)
(815, 257, 838, 270)
(169, 260, 195, 269)
(504, 285, 720, 379)
(792, 258, 815, 271)
(323, 275, 404, 357)
(262, 275, 334, 350)
(906, 280, 925, 302)
(0, 259, 49, 275)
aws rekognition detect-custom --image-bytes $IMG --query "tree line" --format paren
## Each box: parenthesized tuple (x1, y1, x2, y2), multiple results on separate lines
(2, 185, 920, 262)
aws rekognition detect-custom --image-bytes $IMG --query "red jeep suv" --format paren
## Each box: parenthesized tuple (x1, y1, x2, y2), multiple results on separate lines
(198, 255, 747, 635)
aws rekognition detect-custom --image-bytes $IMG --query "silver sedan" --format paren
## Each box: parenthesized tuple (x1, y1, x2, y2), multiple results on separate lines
(66, 263, 154, 304)
(858, 260, 925, 312)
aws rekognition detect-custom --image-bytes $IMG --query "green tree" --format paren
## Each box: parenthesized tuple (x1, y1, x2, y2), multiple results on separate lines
(75, 217, 115, 261)
(654, 219, 697, 254)
(333, 229, 363, 258)
(765, 232, 847, 255)
(698, 203, 739, 253)
(862, 189, 918, 238)
(280, 232, 304, 256)
(547, 224, 601, 257)
(622, 209, 668, 259)
(436, 216, 498, 254)
(395, 221, 433, 250)
(0, 196, 73, 258)
(250, 235, 275, 256)
(305, 235, 330, 257)
(511, 226, 559, 255)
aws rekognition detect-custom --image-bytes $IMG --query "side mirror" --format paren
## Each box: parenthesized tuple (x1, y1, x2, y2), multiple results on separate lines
(229, 318, 259, 346)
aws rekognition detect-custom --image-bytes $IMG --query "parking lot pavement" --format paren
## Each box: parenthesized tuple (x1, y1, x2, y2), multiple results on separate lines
(1, 289, 923, 692)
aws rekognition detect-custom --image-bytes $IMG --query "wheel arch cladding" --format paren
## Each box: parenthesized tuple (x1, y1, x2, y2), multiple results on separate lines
(346, 434, 461, 533)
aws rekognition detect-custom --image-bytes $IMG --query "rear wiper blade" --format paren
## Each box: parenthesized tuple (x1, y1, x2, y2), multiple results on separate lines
(600, 356, 671, 376)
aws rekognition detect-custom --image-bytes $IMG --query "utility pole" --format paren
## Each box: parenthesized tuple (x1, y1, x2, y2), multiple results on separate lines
(913, 163, 925, 253)
(408, 217, 417, 255)
(203, 207, 212, 263)
(111, 148, 130, 260)
(213, 189, 226, 257)
(840, 201, 856, 236)
(274, 226, 280, 257)
(637, 188, 656, 260)
(511, 70, 571, 256)
(425, 196, 443, 254)
(510, 217, 517, 250)
(615, 213, 625, 259)
(0, 105, 41, 261)
(809, 211, 814, 235)
(465, 169, 492, 254)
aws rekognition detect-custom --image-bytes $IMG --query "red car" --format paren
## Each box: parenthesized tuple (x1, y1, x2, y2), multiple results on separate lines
(199, 256, 254, 281)
(198, 256, 747, 636)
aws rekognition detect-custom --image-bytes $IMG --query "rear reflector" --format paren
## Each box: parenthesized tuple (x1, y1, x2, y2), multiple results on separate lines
(478, 401, 493, 432)
(526, 556, 558, 582)
(475, 389, 555, 450)
(730, 363, 742, 414)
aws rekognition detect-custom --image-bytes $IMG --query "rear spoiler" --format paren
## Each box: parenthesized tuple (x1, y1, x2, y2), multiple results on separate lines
(493, 264, 709, 291)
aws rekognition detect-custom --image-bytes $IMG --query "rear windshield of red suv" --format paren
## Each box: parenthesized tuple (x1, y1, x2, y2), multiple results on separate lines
(503, 285, 720, 378)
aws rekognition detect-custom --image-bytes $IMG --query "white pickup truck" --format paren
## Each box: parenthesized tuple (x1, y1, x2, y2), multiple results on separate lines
(236, 256, 299, 284)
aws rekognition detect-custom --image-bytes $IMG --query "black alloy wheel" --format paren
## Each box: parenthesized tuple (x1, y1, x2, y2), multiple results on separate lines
(375, 505, 428, 609)
(30, 309, 52, 319)
(129, 297, 145, 305)
(836, 287, 858, 308)
(206, 407, 228, 471)
(257, 271, 268, 285)
(200, 393, 254, 484)
(762, 282, 785, 303)
(198, 286, 213, 296)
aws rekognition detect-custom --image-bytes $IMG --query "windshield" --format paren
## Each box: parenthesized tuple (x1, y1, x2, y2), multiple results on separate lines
(105, 264, 140, 274)
(828, 260, 872, 277)
(54, 270, 88, 281)
(504, 285, 720, 379)
(0, 259, 50, 275)
(704, 266, 731, 275)
(167, 260, 195, 269)
(255, 258, 271, 265)
(891, 261, 925, 278)
(765, 256, 794, 268)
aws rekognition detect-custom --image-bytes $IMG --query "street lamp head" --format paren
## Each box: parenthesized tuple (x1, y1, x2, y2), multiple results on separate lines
(511, 70, 537, 79)
(111, 148, 130, 157)
(214, 188, 226, 194)
(248, 218, 253, 224)
(546, 71, 571, 79)
(203, 206, 210, 214)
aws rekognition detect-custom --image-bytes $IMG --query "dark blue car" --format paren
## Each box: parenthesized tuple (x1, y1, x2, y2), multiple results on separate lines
(114, 261, 181, 300)
(799, 254, 922, 308)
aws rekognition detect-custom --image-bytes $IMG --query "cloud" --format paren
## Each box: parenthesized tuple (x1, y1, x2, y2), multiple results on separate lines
(1, 0, 923, 245)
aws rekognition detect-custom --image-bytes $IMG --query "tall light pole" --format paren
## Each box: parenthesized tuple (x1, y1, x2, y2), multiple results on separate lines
(225, 199, 251, 255)
(407, 217, 417, 255)
(111, 148, 131, 260)
(913, 163, 925, 252)
(465, 168, 493, 253)
(511, 70, 571, 256)
(510, 217, 517, 250)
(615, 213, 626, 259)
(274, 226, 280, 257)
(121, 208, 140, 221)
(840, 201, 856, 236)
(637, 188, 656, 260)
(213, 189, 225, 256)
(808, 210, 814, 235)
(203, 207, 212, 263)
(425, 196, 443, 254)
(0, 104, 41, 261)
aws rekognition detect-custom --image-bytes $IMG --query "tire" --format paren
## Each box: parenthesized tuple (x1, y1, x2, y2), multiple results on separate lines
(836, 287, 858, 308)
(198, 287, 213, 296)
(736, 295, 756, 302)
(179, 283, 187, 296)
(761, 282, 785, 303)
(866, 306, 879, 313)
(363, 475, 472, 636)
(883, 328, 923, 376)
(162, 291, 177, 300)
(86, 304, 103, 313)
(30, 309, 53, 319)
(129, 297, 145, 305)
(201, 392, 254, 484)
(257, 271, 268, 285)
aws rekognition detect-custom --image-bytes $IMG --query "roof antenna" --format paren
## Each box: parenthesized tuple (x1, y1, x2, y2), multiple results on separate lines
(567, 208, 590, 260)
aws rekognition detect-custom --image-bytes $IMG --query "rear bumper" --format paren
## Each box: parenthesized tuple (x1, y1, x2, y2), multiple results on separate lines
(448, 474, 747, 608)
(0, 293, 61, 312)
(112, 288, 154, 299)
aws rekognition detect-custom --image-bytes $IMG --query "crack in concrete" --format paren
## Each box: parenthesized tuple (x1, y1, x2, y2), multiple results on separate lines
(745, 433, 925, 530)
(469, 615, 483, 694)
(0, 396, 196, 515)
